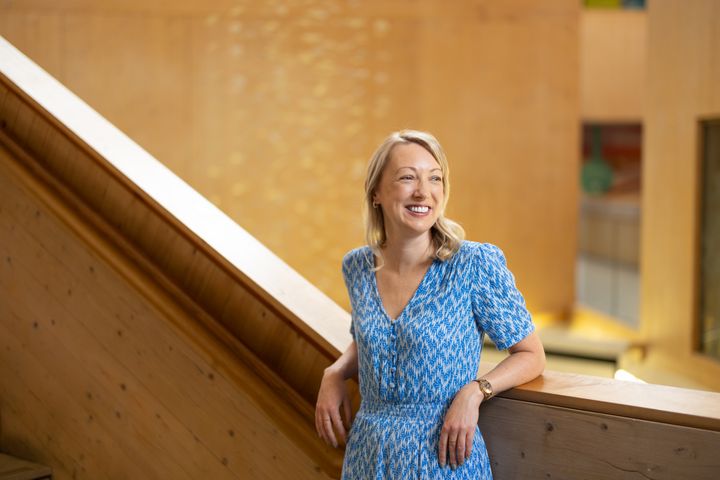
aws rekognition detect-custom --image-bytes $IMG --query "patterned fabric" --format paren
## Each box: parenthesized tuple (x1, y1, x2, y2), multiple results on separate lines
(340, 241, 534, 479)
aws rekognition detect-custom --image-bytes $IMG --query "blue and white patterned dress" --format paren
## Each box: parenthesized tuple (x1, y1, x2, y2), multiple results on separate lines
(340, 241, 534, 479)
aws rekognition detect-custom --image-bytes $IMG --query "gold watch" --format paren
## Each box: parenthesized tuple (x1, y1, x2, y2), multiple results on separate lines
(474, 378, 494, 401)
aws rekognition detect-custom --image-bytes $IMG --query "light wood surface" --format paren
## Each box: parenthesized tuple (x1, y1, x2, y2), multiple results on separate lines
(0, 36, 346, 479)
(0, 454, 51, 480)
(0, 149, 340, 478)
(0, 0, 581, 317)
(2, 5, 720, 480)
(486, 365, 720, 432)
(479, 397, 720, 479)
(637, 0, 720, 390)
(580, 9, 646, 122)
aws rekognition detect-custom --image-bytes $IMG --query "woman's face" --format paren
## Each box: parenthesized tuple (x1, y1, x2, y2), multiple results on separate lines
(373, 142, 445, 240)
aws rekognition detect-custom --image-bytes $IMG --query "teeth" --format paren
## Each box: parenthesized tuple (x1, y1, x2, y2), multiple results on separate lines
(408, 206, 429, 213)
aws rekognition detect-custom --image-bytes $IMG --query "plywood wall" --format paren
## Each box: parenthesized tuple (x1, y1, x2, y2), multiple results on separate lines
(0, 147, 336, 479)
(631, 0, 720, 389)
(580, 10, 646, 122)
(0, 0, 580, 316)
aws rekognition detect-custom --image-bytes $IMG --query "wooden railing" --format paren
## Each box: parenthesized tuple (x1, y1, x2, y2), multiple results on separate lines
(1, 35, 719, 479)
(0, 36, 348, 478)
(479, 366, 720, 479)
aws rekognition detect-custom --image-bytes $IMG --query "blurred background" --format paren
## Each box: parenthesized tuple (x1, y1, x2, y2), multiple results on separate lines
(1, 0, 718, 391)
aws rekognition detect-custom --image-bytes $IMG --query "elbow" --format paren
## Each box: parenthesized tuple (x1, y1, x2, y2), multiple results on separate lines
(535, 344, 547, 378)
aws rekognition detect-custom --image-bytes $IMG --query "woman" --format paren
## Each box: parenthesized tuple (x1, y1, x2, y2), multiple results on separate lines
(315, 130, 545, 479)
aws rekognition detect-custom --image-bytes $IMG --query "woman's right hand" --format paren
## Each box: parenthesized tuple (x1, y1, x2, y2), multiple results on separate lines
(315, 366, 353, 448)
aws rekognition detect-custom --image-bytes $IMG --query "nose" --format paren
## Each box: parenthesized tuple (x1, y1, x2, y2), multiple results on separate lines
(413, 178, 429, 198)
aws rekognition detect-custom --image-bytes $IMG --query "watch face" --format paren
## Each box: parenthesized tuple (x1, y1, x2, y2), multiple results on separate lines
(479, 380, 493, 399)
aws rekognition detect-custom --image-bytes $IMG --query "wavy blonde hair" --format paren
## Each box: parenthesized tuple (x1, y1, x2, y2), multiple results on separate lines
(364, 129, 465, 267)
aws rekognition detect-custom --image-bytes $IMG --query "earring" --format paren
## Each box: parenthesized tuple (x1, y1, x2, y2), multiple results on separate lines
(372, 201, 379, 208)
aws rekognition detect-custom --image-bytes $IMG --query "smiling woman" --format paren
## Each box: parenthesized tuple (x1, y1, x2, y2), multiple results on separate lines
(363, 130, 465, 270)
(315, 130, 546, 479)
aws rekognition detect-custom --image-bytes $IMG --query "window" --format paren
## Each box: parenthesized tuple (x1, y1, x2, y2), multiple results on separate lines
(699, 119, 720, 360)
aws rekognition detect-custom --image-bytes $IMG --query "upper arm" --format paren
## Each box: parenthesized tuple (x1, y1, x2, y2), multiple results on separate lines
(471, 243, 535, 350)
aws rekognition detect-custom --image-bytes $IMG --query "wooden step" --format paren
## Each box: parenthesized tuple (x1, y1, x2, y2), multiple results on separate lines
(0, 454, 51, 480)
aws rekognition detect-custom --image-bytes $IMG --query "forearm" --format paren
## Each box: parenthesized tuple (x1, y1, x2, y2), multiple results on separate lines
(481, 332, 545, 395)
(325, 340, 359, 380)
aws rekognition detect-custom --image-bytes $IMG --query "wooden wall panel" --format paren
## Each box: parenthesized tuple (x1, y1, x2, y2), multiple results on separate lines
(0, 0, 580, 316)
(631, 0, 720, 389)
(417, 0, 580, 315)
(580, 10, 646, 122)
(0, 147, 336, 479)
(479, 397, 720, 479)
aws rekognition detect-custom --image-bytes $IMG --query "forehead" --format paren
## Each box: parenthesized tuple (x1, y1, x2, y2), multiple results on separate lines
(387, 142, 441, 171)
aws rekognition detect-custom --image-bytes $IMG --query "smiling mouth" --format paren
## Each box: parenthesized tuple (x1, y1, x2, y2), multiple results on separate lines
(406, 205, 430, 214)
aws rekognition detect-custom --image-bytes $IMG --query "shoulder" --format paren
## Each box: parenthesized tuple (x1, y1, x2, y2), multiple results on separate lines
(342, 246, 372, 274)
(453, 241, 504, 264)
(452, 241, 509, 278)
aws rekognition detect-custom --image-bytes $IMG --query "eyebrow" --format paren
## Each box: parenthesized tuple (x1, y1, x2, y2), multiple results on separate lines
(394, 166, 443, 173)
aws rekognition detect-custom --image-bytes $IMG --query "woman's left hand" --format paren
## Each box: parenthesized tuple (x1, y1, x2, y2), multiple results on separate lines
(438, 381, 483, 469)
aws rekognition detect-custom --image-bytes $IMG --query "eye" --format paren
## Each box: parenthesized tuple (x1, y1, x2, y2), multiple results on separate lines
(430, 175, 443, 182)
(399, 175, 414, 181)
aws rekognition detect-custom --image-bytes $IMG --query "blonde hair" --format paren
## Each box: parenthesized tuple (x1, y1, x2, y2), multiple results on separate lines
(364, 129, 465, 267)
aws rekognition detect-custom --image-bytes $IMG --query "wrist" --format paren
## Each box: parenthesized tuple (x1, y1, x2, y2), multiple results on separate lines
(468, 382, 484, 404)
(473, 378, 494, 401)
(324, 364, 346, 380)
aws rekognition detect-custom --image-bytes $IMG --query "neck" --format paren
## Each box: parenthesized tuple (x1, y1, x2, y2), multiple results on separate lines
(380, 232, 434, 272)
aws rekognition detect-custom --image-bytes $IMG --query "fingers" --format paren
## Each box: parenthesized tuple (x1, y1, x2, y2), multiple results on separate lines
(321, 416, 338, 447)
(314, 408, 321, 438)
(330, 408, 347, 446)
(455, 435, 466, 467)
(438, 426, 475, 469)
(315, 405, 340, 448)
(465, 429, 475, 460)
(437, 430, 448, 467)
(315, 373, 352, 449)
(448, 436, 458, 469)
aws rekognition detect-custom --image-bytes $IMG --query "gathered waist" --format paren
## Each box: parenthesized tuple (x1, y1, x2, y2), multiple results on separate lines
(358, 400, 451, 420)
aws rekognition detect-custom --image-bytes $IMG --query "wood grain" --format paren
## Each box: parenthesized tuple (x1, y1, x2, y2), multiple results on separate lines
(480, 397, 720, 480)
(2, 6, 720, 480)
(580, 10, 646, 122)
(637, 0, 720, 390)
(0, 0, 581, 317)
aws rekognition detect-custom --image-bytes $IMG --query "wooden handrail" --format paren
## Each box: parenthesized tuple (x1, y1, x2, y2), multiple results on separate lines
(1, 35, 349, 477)
(483, 364, 720, 432)
(0, 36, 350, 356)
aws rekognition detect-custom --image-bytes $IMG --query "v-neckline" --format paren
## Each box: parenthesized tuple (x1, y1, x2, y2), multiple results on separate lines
(368, 248, 436, 323)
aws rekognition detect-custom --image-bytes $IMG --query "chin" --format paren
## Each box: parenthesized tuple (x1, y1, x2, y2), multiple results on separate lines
(404, 221, 436, 235)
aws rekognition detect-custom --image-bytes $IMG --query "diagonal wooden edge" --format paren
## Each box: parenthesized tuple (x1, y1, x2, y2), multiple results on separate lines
(0, 35, 352, 357)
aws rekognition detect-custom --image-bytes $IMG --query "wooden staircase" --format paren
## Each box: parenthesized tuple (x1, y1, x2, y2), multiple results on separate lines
(1, 36, 719, 480)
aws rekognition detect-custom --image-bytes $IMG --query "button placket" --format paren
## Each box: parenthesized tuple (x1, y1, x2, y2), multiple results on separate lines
(387, 323, 398, 393)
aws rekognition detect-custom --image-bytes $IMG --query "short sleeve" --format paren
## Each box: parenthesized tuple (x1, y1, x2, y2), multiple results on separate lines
(341, 252, 356, 341)
(471, 243, 534, 350)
